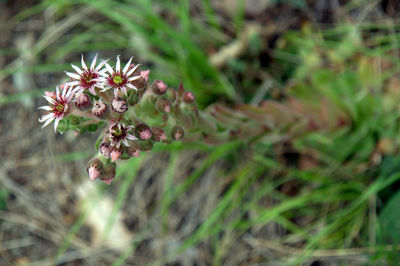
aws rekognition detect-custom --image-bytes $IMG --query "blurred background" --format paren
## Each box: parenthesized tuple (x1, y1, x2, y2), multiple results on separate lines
(1, 0, 400, 265)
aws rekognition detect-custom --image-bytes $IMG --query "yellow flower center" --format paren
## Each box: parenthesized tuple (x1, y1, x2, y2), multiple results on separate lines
(113, 75, 123, 85)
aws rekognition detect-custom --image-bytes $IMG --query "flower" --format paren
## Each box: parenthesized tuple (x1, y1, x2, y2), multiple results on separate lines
(38, 85, 76, 132)
(100, 56, 141, 97)
(74, 92, 92, 111)
(107, 122, 137, 148)
(92, 98, 109, 119)
(111, 97, 128, 113)
(66, 54, 107, 95)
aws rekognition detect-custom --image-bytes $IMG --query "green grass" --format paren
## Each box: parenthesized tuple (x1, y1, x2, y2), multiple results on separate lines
(5, 0, 400, 264)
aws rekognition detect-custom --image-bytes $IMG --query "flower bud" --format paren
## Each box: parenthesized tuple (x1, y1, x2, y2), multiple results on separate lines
(151, 80, 167, 95)
(138, 140, 153, 152)
(155, 98, 171, 113)
(111, 97, 128, 113)
(165, 88, 177, 103)
(127, 91, 139, 106)
(182, 91, 195, 104)
(45, 90, 56, 99)
(92, 99, 109, 119)
(87, 158, 104, 181)
(135, 123, 152, 140)
(140, 70, 150, 82)
(132, 70, 150, 93)
(126, 141, 140, 157)
(99, 141, 111, 158)
(99, 163, 116, 185)
(171, 125, 184, 141)
(151, 127, 167, 142)
(110, 147, 123, 162)
(75, 92, 92, 111)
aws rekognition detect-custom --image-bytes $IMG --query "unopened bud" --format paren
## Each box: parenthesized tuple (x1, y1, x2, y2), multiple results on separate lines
(140, 70, 150, 82)
(127, 141, 140, 157)
(75, 92, 92, 111)
(99, 141, 111, 158)
(166, 88, 177, 103)
(171, 125, 184, 141)
(138, 140, 153, 152)
(135, 123, 152, 140)
(155, 98, 171, 113)
(111, 97, 128, 113)
(87, 158, 104, 181)
(127, 92, 139, 106)
(92, 99, 109, 119)
(99, 163, 116, 185)
(110, 147, 122, 162)
(182, 91, 195, 104)
(151, 127, 167, 142)
(151, 80, 167, 95)
(132, 70, 150, 93)
(45, 91, 56, 99)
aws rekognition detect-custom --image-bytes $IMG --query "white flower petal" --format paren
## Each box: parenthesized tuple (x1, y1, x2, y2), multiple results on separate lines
(71, 64, 83, 75)
(54, 118, 60, 132)
(116, 55, 121, 73)
(122, 87, 127, 96)
(123, 139, 129, 147)
(43, 95, 55, 105)
(126, 83, 137, 91)
(127, 134, 137, 140)
(40, 115, 55, 128)
(96, 59, 109, 71)
(38, 106, 52, 111)
(126, 64, 140, 76)
(123, 57, 133, 74)
(56, 86, 60, 98)
(66, 81, 80, 86)
(91, 54, 98, 70)
(66, 72, 81, 80)
(81, 55, 88, 70)
(105, 62, 114, 74)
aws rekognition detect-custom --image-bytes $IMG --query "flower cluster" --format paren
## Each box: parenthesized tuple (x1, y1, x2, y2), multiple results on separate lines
(38, 54, 198, 185)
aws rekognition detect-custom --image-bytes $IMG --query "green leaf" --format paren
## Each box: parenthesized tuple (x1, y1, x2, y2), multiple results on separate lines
(379, 190, 400, 242)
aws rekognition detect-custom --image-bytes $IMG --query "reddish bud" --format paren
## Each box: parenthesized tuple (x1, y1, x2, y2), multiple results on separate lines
(75, 92, 92, 111)
(151, 80, 167, 95)
(151, 127, 167, 142)
(140, 70, 150, 82)
(135, 123, 152, 140)
(171, 125, 184, 141)
(155, 98, 171, 113)
(99, 164, 116, 185)
(182, 91, 195, 104)
(127, 141, 141, 157)
(87, 158, 103, 181)
(99, 141, 111, 158)
(110, 147, 122, 162)
(92, 99, 109, 119)
(111, 97, 128, 113)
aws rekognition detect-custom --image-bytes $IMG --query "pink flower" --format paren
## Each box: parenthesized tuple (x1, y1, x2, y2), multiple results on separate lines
(99, 56, 141, 97)
(38, 85, 76, 132)
(66, 54, 107, 95)
(107, 122, 137, 148)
